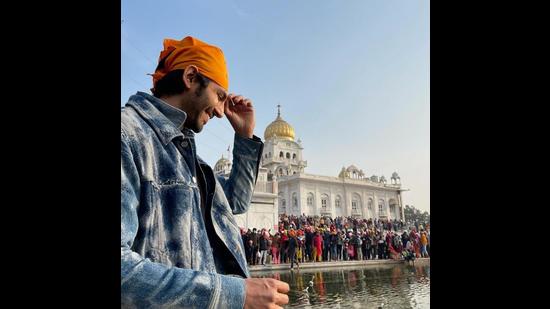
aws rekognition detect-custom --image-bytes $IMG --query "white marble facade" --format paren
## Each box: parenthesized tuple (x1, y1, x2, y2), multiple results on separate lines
(276, 172, 404, 220)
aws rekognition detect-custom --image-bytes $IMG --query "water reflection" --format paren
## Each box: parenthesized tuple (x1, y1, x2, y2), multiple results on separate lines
(253, 264, 430, 308)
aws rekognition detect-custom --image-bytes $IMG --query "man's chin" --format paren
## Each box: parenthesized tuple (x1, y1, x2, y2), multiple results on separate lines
(192, 123, 204, 133)
(184, 122, 203, 133)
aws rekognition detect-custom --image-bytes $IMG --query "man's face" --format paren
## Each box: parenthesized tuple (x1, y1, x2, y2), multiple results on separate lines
(182, 78, 227, 133)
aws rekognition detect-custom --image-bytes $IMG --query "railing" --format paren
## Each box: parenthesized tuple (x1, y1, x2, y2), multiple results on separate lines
(254, 181, 275, 193)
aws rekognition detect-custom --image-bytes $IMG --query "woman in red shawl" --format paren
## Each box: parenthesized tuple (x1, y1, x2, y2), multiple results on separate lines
(388, 242, 400, 260)
(313, 231, 323, 262)
(410, 230, 421, 258)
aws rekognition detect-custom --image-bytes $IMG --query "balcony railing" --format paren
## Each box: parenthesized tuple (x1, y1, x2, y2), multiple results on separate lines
(254, 181, 275, 193)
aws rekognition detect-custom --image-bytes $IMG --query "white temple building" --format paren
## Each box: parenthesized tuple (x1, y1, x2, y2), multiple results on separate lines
(214, 105, 406, 230)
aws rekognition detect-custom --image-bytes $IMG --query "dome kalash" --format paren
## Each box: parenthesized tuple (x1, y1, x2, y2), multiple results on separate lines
(264, 105, 295, 141)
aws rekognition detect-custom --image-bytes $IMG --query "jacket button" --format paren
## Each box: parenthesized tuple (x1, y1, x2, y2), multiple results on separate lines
(180, 140, 188, 147)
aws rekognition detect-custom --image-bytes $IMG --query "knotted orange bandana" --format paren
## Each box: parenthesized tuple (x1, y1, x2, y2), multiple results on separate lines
(151, 36, 229, 91)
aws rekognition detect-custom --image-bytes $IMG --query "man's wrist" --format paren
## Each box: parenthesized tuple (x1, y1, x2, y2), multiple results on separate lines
(236, 130, 254, 139)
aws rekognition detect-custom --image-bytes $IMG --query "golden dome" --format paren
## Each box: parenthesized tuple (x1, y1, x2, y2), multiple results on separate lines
(264, 105, 295, 141)
(214, 155, 232, 173)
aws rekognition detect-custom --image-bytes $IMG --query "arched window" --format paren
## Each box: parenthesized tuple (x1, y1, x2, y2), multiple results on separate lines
(378, 199, 385, 216)
(292, 193, 298, 209)
(307, 193, 314, 207)
(351, 193, 362, 215)
(368, 198, 373, 210)
(279, 192, 285, 214)
(292, 153, 296, 159)
(279, 151, 284, 158)
(278, 168, 284, 176)
(335, 196, 341, 208)
(321, 194, 329, 211)
(286, 152, 290, 159)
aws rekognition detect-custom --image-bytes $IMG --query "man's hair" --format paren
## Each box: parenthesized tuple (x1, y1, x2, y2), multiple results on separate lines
(152, 69, 210, 98)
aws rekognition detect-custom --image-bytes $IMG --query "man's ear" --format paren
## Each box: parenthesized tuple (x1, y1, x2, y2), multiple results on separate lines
(183, 65, 200, 89)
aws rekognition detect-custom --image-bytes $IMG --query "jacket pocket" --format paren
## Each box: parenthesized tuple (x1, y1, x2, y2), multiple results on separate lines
(140, 180, 196, 267)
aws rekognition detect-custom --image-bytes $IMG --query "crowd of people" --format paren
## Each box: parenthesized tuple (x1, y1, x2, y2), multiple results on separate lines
(241, 214, 430, 268)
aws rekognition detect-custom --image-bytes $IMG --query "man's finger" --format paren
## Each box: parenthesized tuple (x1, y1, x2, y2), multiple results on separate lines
(273, 280, 290, 293)
(274, 292, 289, 305)
(232, 95, 243, 103)
(224, 99, 232, 114)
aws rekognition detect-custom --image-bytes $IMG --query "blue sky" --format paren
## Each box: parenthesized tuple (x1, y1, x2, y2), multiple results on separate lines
(122, 0, 430, 212)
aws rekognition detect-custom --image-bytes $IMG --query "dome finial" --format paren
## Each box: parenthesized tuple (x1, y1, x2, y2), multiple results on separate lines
(264, 104, 295, 141)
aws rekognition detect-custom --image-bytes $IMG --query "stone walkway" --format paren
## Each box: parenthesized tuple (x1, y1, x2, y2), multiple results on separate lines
(249, 257, 430, 273)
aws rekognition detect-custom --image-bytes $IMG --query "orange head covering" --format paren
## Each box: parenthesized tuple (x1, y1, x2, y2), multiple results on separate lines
(151, 36, 229, 91)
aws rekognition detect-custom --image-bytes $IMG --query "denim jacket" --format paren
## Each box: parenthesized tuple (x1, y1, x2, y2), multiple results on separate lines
(121, 92, 263, 308)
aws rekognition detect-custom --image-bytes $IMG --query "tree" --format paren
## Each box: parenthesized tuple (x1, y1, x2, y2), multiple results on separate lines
(404, 205, 430, 225)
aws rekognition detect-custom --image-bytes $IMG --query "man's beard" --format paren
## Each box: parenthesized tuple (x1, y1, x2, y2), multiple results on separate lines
(183, 116, 203, 133)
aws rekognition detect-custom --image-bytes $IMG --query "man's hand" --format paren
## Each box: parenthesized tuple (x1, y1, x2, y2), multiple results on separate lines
(224, 94, 255, 139)
(244, 278, 289, 309)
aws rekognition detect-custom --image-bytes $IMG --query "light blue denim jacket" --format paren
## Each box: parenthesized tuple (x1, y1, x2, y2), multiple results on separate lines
(121, 92, 263, 308)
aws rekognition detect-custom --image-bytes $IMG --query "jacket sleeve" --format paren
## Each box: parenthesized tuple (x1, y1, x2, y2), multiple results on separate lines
(121, 129, 246, 309)
(216, 133, 263, 215)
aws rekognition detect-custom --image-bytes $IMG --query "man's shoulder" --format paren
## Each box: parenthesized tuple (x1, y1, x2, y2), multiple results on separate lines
(121, 105, 152, 140)
(121, 106, 139, 133)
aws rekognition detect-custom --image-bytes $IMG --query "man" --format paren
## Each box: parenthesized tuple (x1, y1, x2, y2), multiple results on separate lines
(336, 230, 344, 261)
(305, 226, 314, 262)
(322, 228, 331, 261)
(364, 232, 371, 260)
(287, 230, 300, 270)
(121, 36, 289, 309)
(241, 229, 250, 264)
(250, 228, 259, 265)
(259, 230, 269, 265)
(330, 229, 338, 261)
(245, 239, 255, 265)
(280, 230, 289, 263)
